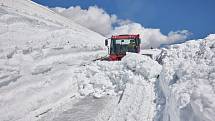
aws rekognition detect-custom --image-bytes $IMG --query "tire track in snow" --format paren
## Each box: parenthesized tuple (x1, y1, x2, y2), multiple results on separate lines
(52, 96, 110, 121)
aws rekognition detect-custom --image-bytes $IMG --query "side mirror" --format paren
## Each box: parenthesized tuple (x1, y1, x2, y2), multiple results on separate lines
(138, 39, 141, 45)
(105, 39, 108, 46)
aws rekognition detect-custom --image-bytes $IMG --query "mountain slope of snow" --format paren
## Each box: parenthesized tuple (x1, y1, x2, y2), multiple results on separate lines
(0, 0, 107, 120)
(0, 0, 105, 54)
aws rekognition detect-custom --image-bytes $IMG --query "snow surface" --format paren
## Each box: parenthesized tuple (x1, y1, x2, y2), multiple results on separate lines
(157, 34, 215, 121)
(39, 53, 161, 121)
(0, 0, 215, 121)
(0, 0, 106, 120)
(0, 0, 105, 55)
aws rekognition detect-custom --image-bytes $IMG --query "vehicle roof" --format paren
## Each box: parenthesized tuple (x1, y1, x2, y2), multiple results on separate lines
(111, 34, 140, 39)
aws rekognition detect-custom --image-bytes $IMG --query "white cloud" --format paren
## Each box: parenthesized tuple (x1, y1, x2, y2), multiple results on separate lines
(52, 6, 191, 48)
(52, 6, 116, 35)
(167, 30, 191, 44)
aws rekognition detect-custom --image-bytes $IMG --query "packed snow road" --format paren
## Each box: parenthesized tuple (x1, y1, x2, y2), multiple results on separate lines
(52, 97, 110, 121)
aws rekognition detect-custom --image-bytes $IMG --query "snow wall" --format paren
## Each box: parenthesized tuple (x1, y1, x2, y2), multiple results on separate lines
(158, 34, 215, 121)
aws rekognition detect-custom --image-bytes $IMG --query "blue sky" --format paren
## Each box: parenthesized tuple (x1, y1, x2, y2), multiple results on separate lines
(33, 0, 215, 39)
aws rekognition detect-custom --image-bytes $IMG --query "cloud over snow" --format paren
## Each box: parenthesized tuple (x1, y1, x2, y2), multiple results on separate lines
(52, 6, 191, 48)
(52, 6, 116, 35)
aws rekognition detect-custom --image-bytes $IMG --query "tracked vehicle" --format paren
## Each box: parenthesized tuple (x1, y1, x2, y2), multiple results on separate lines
(102, 34, 141, 61)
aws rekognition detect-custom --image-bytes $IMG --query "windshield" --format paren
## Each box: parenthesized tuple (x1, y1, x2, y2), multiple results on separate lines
(115, 39, 133, 44)
(110, 39, 137, 55)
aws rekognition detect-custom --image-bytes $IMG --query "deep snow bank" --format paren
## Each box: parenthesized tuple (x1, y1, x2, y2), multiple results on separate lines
(158, 34, 215, 121)
(76, 53, 162, 98)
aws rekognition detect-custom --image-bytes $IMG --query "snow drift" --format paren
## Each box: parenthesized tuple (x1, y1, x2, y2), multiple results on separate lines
(158, 34, 215, 121)
(76, 53, 162, 98)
